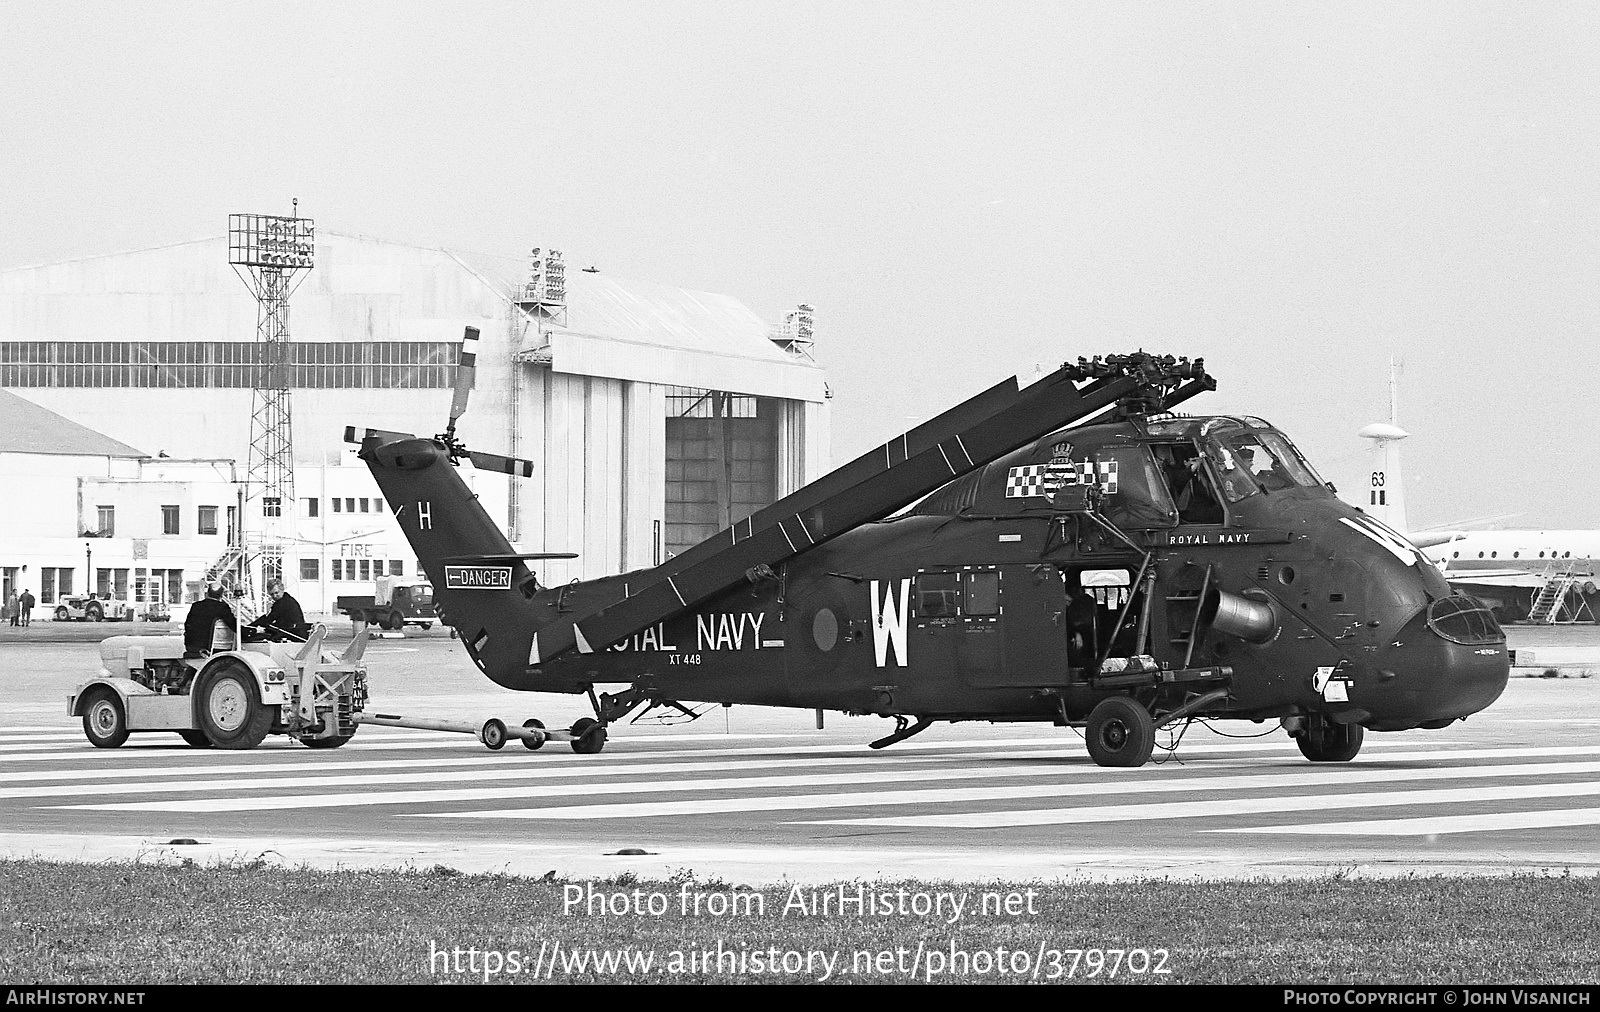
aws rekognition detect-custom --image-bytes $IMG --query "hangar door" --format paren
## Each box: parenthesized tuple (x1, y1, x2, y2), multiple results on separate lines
(665, 389, 778, 559)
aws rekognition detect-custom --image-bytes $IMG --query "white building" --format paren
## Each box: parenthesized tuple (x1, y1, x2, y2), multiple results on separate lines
(0, 389, 237, 618)
(1, 232, 830, 612)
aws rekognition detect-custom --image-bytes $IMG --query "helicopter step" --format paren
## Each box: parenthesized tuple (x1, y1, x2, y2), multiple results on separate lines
(353, 711, 605, 754)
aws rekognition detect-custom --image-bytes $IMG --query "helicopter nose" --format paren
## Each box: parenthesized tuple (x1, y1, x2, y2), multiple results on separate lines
(1365, 597, 1510, 730)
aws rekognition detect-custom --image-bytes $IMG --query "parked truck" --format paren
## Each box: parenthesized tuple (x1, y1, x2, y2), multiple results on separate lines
(335, 576, 435, 630)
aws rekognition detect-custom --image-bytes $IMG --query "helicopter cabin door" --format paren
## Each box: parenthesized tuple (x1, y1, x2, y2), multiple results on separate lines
(911, 565, 1070, 688)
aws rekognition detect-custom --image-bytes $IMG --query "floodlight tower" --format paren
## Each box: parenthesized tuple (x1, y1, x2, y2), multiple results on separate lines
(508, 247, 566, 541)
(229, 206, 315, 609)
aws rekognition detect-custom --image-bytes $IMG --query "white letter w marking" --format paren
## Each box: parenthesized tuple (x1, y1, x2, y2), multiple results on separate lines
(870, 579, 910, 668)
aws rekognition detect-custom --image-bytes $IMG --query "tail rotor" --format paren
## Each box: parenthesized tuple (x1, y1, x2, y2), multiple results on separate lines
(438, 326, 537, 478)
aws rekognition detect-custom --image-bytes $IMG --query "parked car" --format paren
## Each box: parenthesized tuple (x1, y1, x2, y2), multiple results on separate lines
(54, 595, 133, 622)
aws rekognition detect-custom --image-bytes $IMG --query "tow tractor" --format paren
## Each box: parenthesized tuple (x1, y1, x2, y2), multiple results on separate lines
(69, 620, 605, 753)
(69, 623, 371, 749)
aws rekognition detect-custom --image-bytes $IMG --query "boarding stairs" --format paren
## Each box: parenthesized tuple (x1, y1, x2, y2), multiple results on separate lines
(530, 355, 1216, 664)
(1526, 563, 1594, 624)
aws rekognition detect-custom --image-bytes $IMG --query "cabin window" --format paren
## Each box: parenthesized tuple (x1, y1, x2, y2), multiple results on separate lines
(914, 573, 961, 619)
(964, 571, 1000, 616)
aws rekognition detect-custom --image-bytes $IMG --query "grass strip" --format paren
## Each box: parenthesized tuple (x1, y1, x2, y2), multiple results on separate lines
(2, 859, 1597, 984)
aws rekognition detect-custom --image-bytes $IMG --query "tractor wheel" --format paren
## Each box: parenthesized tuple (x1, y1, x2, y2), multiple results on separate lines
(569, 717, 608, 755)
(1085, 696, 1156, 768)
(299, 734, 352, 749)
(521, 718, 546, 751)
(87, 602, 104, 622)
(1296, 716, 1364, 762)
(177, 730, 213, 749)
(196, 663, 273, 750)
(82, 689, 129, 748)
(55, 606, 69, 621)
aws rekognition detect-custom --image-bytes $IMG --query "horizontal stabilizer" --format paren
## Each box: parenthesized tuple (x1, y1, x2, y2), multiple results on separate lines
(445, 553, 579, 563)
(467, 450, 536, 478)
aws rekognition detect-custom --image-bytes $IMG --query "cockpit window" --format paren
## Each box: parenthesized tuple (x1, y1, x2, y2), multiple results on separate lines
(1427, 596, 1504, 645)
(1206, 431, 1323, 502)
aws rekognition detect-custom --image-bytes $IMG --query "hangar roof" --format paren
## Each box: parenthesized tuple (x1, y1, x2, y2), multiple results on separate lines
(449, 249, 827, 403)
(0, 389, 147, 458)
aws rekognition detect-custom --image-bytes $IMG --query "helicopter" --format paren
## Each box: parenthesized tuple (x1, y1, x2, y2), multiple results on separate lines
(347, 337, 1510, 767)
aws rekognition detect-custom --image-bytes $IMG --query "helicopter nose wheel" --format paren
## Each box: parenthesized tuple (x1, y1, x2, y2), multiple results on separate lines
(1085, 696, 1156, 768)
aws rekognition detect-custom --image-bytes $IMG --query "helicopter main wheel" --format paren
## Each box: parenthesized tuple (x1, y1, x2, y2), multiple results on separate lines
(1296, 716, 1364, 762)
(521, 718, 546, 751)
(82, 689, 129, 748)
(1085, 696, 1156, 768)
(177, 729, 213, 749)
(570, 717, 608, 755)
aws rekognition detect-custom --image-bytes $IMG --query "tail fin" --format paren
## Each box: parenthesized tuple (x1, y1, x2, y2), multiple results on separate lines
(351, 428, 542, 687)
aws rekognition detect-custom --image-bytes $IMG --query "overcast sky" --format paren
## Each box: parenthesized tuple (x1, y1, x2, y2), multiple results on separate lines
(4, 2, 1598, 528)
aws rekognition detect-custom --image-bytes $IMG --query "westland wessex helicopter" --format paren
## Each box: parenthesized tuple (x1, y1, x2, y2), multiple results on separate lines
(348, 338, 1509, 768)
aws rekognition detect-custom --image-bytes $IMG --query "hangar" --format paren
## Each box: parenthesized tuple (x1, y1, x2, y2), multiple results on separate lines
(0, 233, 830, 614)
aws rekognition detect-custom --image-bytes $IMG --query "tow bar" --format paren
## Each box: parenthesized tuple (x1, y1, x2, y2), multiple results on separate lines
(354, 711, 579, 751)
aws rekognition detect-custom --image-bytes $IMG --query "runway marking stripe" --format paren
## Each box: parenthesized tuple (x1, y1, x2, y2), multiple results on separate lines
(3, 737, 1497, 786)
(1208, 807, 1600, 837)
(362, 760, 1600, 822)
(0, 733, 1476, 768)
(796, 781, 1600, 829)
(9, 752, 1150, 800)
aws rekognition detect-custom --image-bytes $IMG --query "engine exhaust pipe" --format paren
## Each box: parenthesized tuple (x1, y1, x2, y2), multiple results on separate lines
(1203, 588, 1276, 643)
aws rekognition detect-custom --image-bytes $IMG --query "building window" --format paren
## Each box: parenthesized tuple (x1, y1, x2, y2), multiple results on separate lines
(359, 560, 371, 581)
(161, 505, 180, 536)
(263, 497, 282, 518)
(375, 497, 384, 513)
(345, 498, 355, 514)
(359, 498, 369, 513)
(332, 498, 343, 513)
(97, 506, 115, 537)
(303, 498, 319, 518)
(390, 560, 404, 577)
(346, 560, 356, 581)
(198, 506, 218, 535)
(300, 559, 319, 580)
(41, 567, 56, 605)
(331, 563, 342, 581)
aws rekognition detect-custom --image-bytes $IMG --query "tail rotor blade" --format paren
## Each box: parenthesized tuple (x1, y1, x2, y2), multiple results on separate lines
(468, 450, 535, 478)
(448, 326, 480, 428)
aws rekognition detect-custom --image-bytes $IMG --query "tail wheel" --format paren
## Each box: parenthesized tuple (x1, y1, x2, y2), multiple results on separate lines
(1085, 696, 1155, 768)
(82, 689, 129, 748)
(299, 735, 352, 749)
(177, 730, 213, 749)
(521, 718, 546, 751)
(1296, 716, 1364, 762)
(570, 717, 608, 755)
(196, 663, 273, 750)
